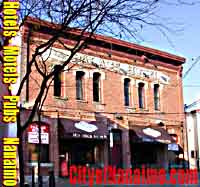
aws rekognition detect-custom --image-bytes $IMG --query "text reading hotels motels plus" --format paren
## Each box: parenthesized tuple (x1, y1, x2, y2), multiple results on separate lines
(3, 1, 20, 123)
(2, 1, 20, 187)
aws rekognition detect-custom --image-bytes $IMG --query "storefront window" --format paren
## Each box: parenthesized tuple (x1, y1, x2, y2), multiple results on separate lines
(28, 143, 49, 163)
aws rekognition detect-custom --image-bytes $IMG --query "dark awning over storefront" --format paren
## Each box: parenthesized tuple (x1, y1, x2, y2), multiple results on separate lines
(129, 126, 175, 144)
(58, 118, 108, 139)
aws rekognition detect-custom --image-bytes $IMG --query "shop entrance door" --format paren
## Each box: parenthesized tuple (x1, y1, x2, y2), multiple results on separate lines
(110, 129, 122, 168)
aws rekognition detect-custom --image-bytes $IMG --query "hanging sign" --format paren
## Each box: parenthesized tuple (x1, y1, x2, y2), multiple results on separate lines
(28, 123, 49, 144)
(110, 132, 113, 148)
(143, 128, 161, 138)
(168, 143, 179, 151)
(74, 121, 98, 132)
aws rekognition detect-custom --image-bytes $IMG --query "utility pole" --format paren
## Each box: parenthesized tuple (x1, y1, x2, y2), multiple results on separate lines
(181, 122, 185, 169)
(38, 111, 43, 187)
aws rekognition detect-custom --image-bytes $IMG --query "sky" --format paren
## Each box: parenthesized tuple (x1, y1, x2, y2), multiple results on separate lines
(136, 1, 200, 106)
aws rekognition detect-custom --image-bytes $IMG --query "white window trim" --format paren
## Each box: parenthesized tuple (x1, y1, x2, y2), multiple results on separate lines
(91, 71, 105, 103)
(74, 70, 88, 101)
(122, 77, 133, 107)
(151, 82, 163, 111)
(137, 81, 148, 109)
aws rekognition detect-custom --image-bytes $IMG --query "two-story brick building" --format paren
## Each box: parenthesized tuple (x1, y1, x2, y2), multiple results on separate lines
(18, 17, 186, 179)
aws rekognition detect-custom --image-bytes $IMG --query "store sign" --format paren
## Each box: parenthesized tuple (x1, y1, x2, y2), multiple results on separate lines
(168, 143, 179, 151)
(109, 132, 113, 148)
(75, 121, 98, 132)
(43, 48, 170, 84)
(143, 128, 161, 138)
(28, 124, 49, 144)
(72, 133, 107, 139)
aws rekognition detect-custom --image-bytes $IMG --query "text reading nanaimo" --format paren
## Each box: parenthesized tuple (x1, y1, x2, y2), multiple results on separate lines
(3, 138, 19, 186)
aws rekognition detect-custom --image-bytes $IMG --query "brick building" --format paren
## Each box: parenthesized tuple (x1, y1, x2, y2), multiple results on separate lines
(19, 17, 186, 179)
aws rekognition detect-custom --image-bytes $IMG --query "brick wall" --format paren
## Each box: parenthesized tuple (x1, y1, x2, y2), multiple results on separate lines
(19, 26, 186, 172)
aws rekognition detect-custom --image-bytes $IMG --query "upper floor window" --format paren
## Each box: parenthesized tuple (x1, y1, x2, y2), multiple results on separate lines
(93, 72, 101, 102)
(76, 71, 85, 100)
(138, 82, 145, 108)
(154, 84, 160, 110)
(124, 78, 130, 106)
(54, 65, 62, 97)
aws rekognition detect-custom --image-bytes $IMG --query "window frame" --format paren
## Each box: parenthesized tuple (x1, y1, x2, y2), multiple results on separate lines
(93, 72, 101, 102)
(76, 71, 85, 100)
(124, 78, 131, 106)
(53, 65, 62, 97)
(154, 84, 160, 110)
(138, 82, 145, 109)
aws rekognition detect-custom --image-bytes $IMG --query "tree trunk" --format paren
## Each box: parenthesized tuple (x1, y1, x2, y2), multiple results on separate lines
(17, 113, 25, 187)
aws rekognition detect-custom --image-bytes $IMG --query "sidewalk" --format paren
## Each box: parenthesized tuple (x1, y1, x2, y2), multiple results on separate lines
(23, 173, 200, 187)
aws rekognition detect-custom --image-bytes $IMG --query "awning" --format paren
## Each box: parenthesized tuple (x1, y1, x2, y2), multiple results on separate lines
(58, 118, 108, 139)
(129, 126, 175, 144)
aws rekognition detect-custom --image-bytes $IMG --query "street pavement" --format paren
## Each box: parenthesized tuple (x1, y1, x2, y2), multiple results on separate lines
(23, 175, 200, 187)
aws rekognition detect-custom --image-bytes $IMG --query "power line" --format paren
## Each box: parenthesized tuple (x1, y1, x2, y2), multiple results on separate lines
(183, 56, 200, 79)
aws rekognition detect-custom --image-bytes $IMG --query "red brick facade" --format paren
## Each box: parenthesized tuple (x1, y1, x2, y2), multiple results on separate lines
(19, 18, 186, 177)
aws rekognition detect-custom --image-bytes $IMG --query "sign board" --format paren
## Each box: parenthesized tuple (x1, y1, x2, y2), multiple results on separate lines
(168, 143, 179, 151)
(28, 124, 49, 144)
(143, 128, 161, 138)
(72, 133, 107, 139)
(74, 121, 98, 132)
(109, 132, 113, 148)
(43, 48, 170, 84)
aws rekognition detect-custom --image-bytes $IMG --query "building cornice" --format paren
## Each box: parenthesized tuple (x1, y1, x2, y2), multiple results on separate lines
(22, 16, 186, 67)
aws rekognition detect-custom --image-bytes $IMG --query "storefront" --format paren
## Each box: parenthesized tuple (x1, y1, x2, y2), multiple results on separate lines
(129, 126, 174, 169)
(58, 118, 109, 177)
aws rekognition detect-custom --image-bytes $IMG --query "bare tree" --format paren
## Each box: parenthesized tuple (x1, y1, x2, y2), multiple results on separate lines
(1, 0, 200, 186)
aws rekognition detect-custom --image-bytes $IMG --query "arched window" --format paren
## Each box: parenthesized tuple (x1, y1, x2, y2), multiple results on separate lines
(138, 82, 145, 108)
(93, 72, 101, 102)
(154, 84, 160, 110)
(124, 78, 130, 106)
(54, 65, 62, 97)
(76, 71, 85, 100)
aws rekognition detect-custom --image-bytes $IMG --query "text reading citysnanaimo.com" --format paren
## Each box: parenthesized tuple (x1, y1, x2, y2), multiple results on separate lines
(68, 166, 198, 186)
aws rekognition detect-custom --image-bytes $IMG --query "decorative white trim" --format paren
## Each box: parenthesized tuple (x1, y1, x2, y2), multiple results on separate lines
(42, 47, 170, 84)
